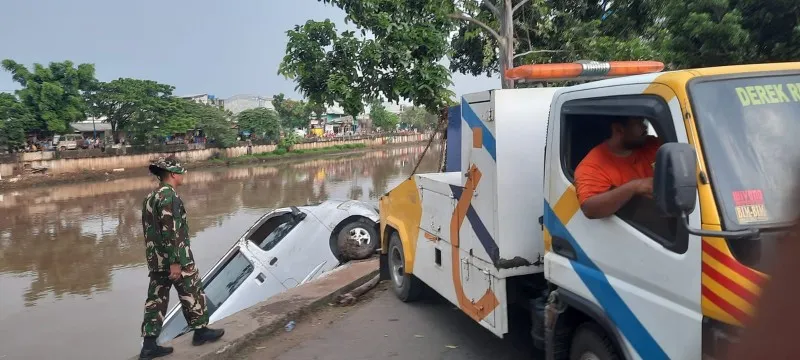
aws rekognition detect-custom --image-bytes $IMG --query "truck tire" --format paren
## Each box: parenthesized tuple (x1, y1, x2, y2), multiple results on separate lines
(336, 218, 379, 260)
(569, 322, 619, 360)
(388, 231, 423, 302)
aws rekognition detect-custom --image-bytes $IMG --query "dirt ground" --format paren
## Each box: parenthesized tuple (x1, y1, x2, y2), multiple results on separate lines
(235, 280, 535, 360)
(237, 282, 391, 360)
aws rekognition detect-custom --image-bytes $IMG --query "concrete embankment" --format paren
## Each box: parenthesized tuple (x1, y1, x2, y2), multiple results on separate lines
(130, 259, 379, 360)
(0, 134, 438, 191)
(0, 134, 431, 178)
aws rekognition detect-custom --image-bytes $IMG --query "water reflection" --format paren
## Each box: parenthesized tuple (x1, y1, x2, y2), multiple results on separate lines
(0, 143, 441, 360)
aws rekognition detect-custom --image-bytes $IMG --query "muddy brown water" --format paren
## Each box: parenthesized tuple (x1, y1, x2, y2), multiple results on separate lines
(0, 143, 442, 360)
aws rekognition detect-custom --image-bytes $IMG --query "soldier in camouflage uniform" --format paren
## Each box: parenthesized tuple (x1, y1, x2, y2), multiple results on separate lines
(139, 156, 224, 360)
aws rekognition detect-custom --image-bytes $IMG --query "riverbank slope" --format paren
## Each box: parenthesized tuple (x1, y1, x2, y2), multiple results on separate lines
(0, 135, 440, 192)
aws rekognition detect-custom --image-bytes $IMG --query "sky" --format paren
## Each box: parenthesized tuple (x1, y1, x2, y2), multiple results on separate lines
(0, 0, 500, 101)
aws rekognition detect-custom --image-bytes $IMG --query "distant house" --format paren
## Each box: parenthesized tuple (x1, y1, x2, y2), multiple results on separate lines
(70, 119, 113, 139)
(179, 93, 225, 109)
(224, 94, 274, 115)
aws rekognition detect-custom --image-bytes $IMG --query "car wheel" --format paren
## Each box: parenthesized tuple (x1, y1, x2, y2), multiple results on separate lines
(388, 231, 423, 302)
(60, 146, 66, 151)
(336, 218, 379, 260)
(569, 322, 619, 360)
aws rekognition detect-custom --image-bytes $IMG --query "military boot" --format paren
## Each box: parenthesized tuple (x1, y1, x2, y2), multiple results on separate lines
(192, 327, 225, 346)
(139, 337, 173, 360)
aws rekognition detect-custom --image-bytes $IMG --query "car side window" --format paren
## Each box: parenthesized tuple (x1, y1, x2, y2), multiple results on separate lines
(248, 213, 301, 251)
(560, 95, 688, 254)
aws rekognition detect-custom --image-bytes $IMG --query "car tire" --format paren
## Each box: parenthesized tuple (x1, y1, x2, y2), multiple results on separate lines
(336, 218, 379, 260)
(569, 322, 619, 360)
(388, 232, 424, 302)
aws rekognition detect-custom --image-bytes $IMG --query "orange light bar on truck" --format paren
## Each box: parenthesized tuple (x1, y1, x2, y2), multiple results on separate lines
(505, 61, 665, 81)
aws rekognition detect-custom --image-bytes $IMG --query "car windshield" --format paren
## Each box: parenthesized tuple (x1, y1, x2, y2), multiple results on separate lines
(158, 249, 253, 341)
(690, 72, 800, 229)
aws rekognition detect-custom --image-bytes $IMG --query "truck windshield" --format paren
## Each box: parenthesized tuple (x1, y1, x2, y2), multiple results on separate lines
(690, 73, 800, 229)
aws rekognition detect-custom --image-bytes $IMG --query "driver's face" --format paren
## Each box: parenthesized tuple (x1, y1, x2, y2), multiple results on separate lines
(621, 118, 649, 149)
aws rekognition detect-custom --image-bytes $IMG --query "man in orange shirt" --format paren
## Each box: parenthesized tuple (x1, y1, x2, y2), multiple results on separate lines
(574, 116, 663, 219)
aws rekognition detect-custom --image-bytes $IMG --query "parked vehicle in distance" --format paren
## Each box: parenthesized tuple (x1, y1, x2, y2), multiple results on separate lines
(157, 199, 380, 344)
(55, 134, 84, 151)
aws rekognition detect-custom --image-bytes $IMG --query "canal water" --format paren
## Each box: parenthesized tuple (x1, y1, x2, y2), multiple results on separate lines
(0, 143, 443, 360)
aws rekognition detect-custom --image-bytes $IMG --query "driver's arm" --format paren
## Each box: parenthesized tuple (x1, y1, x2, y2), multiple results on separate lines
(575, 162, 638, 219)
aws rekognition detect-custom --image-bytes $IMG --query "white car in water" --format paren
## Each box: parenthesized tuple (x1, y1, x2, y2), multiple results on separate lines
(157, 199, 380, 344)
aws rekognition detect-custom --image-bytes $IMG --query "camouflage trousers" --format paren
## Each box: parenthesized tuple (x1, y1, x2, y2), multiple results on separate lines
(141, 264, 209, 337)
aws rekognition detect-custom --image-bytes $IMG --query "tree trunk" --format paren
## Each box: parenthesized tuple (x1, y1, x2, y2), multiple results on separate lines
(500, 0, 515, 89)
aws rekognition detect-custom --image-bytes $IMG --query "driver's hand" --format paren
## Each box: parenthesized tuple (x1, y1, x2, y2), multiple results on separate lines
(169, 263, 182, 281)
(631, 178, 654, 197)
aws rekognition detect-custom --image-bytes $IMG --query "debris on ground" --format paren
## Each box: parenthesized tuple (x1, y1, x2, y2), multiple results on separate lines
(285, 321, 296, 332)
(335, 274, 380, 306)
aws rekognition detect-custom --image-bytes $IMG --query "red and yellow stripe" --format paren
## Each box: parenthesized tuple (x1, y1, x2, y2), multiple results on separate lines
(701, 237, 767, 326)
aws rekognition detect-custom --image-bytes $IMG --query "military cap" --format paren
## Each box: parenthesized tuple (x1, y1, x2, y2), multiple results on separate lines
(149, 155, 186, 175)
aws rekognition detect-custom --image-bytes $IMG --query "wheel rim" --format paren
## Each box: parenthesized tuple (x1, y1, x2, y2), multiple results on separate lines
(579, 352, 601, 360)
(390, 245, 404, 288)
(348, 227, 371, 246)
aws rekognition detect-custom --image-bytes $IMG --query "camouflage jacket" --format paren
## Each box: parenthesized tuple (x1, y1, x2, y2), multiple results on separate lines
(142, 184, 194, 272)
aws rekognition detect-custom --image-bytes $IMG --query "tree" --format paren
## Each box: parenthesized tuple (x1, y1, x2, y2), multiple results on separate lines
(368, 101, 399, 131)
(659, 0, 800, 68)
(236, 108, 281, 141)
(189, 102, 238, 148)
(0, 93, 35, 150)
(272, 93, 312, 130)
(1, 59, 97, 134)
(279, 1, 455, 117)
(400, 106, 438, 130)
(449, 0, 663, 86)
(86, 78, 175, 143)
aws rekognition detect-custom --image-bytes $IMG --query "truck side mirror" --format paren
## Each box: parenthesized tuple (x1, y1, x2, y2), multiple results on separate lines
(653, 143, 698, 217)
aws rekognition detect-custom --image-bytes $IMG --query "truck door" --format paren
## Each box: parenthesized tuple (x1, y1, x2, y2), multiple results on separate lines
(543, 83, 702, 359)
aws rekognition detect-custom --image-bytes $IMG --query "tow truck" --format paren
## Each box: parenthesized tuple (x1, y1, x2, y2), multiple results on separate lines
(378, 60, 800, 359)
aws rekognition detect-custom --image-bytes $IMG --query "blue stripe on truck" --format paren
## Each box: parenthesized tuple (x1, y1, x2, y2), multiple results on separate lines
(543, 200, 668, 360)
(461, 98, 496, 161)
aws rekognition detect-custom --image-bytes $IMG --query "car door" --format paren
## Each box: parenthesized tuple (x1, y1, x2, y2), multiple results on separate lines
(246, 207, 339, 288)
(156, 243, 282, 344)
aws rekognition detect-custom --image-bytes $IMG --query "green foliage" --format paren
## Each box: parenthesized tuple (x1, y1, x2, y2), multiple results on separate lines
(368, 101, 399, 131)
(86, 78, 175, 142)
(399, 106, 438, 130)
(449, 0, 664, 79)
(237, 107, 281, 141)
(272, 93, 312, 130)
(0, 93, 35, 150)
(2, 59, 97, 134)
(659, 0, 800, 68)
(186, 102, 237, 147)
(279, 0, 456, 116)
(277, 130, 301, 151)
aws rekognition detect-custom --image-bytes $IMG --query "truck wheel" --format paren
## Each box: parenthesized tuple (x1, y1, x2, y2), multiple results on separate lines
(388, 232, 423, 302)
(336, 218, 379, 260)
(569, 322, 619, 360)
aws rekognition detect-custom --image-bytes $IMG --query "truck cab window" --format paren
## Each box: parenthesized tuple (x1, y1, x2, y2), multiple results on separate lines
(561, 95, 687, 254)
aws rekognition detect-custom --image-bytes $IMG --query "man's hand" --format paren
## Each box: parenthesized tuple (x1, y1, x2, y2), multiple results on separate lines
(629, 177, 654, 197)
(580, 177, 653, 219)
(169, 263, 182, 281)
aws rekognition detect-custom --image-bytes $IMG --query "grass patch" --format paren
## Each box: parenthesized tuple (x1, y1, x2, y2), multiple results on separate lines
(222, 142, 368, 164)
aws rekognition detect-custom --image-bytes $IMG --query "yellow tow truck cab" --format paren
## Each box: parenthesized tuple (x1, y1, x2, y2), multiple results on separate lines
(378, 61, 800, 359)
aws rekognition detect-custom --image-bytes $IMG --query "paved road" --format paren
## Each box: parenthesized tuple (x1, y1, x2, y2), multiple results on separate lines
(244, 284, 539, 360)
